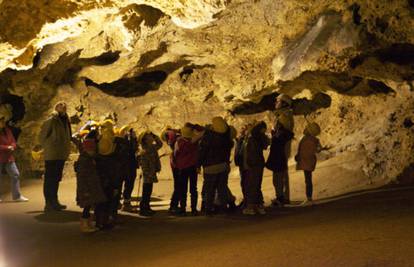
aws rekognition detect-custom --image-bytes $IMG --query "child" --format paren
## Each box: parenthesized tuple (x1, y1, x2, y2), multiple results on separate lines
(242, 121, 269, 215)
(137, 131, 163, 216)
(174, 124, 203, 215)
(266, 114, 294, 207)
(295, 122, 322, 206)
(75, 136, 107, 233)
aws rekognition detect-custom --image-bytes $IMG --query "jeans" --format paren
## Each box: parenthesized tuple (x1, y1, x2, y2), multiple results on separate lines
(304, 171, 313, 200)
(43, 160, 65, 205)
(272, 170, 290, 202)
(0, 162, 22, 199)
(178, 167, 198, 211)
(203, 171, 228, 212)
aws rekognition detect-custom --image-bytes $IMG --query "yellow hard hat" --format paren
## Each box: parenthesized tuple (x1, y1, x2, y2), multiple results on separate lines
(79, 130, 90, 138)
(31, 149, 44, 161)
(119, 125, 131, 136)
(305, 122, 321, 136)
(98, 136, 115, 155)
(100, 119, 115, 129)
(211, 116, 228, 134)
(180, 126, 193, 139)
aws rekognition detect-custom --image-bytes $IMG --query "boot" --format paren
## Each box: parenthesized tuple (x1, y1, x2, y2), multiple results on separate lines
(122, 202, 138, 213)
(242, 204, 256, 215)
(80, 218, 97, 233)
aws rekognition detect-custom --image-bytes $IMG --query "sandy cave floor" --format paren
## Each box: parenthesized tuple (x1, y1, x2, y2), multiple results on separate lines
(0, 156, 414, 267)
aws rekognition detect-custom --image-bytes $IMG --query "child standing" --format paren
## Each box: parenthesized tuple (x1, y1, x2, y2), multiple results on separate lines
(75, 136, 107, 232)
(137, 131, 163, 216)
(296, 122, 322, 206)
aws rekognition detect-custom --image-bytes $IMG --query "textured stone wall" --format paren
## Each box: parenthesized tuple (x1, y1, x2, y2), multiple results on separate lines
(0, 0, 413, 188)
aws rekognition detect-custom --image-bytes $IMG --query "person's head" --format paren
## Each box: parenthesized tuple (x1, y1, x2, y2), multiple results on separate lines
(139, 131, 154, 146)
(211, 116, 228, 134)
(54, 101, 67, 115)
(276, 113, 290, 131)
(180, 125, 193, 139)
(304, 122, 321, 137)
(275, 94, 292, 110)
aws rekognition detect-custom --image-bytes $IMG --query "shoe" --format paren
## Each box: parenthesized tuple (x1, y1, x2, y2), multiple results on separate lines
(256, 205, 266, 215)
(271, 199, 284, 208)
(97, 223, 114, 231)
(80, 218, 98, 233)
(191, 209, 199, 216)
(122, 203, 138, 213)
(13, 196, 29, 202)
(242, 207, 256, 215)
(44, 203, 59, 212)
(56, 202, 67, 210)
(301, 199, 313, 206)
(139, 209, 154, 217)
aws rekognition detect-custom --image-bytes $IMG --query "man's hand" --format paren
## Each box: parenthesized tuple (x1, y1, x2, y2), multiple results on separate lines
(8, 146, 14, 151)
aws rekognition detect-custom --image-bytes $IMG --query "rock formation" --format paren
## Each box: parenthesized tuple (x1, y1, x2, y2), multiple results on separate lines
(0, 0, 413, 192)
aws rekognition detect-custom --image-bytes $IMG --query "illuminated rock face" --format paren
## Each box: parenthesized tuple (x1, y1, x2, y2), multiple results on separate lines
(0, 0, 413, 188)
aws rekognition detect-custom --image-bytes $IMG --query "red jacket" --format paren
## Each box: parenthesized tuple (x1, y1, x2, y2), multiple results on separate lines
(174, 137, 199, 170)
(0, 127, 17, 163)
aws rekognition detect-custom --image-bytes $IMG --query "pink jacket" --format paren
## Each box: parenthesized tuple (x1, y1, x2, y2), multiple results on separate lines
(174, 137, 199, 170)
(0, 127, 17, 163)
(296, 135, 320, 172)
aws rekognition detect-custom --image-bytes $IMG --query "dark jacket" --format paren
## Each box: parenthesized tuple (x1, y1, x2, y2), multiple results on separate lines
(198, 128, 233, 168)
(39, 111, 72, 161)
(244, 122, 269, 170)
(266, 127, 294, 172)
(174, 137, 199, 170)
(234, 135, 246, 167)
(0, 127, 17, 163)
(75, 152, 107, 208)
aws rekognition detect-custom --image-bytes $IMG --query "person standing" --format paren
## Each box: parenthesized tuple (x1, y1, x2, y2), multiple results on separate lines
(174, 124, 202, 216)
(273, 93, 294, 204)
(242, 121, 269, 215)
(39, 101, 72, 211)
(160, 126, 181, 214)
(266, 115, 294, 207)
(0, 115, 28, 203)
(121, 127, 139, 212)
(296, 122, 322, 206)
(137, 131, 163, 216)
(198, 117, 233, 216)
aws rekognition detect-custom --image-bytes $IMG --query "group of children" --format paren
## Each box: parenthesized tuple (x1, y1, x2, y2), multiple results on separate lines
(73, 94, 322, 232)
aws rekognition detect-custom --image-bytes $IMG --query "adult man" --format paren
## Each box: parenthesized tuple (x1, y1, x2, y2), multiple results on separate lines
(272, 94, 294, 205)
(39, 101, 72, 211)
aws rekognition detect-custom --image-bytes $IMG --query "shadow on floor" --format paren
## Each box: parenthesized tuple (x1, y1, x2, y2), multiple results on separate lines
(32, 210, 81, 224)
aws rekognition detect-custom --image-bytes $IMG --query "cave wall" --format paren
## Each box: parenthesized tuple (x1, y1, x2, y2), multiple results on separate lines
(0, 0, 413, 188)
